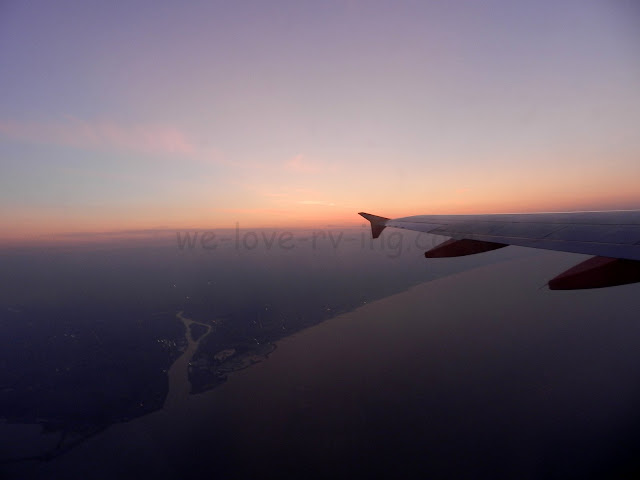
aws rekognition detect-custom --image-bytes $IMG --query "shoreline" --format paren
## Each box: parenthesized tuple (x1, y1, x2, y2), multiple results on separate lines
(1, 251, 580, 474)
(7, 251, 640, 478)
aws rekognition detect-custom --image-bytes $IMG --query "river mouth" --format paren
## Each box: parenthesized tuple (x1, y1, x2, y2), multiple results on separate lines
(163, 311, 212, 411)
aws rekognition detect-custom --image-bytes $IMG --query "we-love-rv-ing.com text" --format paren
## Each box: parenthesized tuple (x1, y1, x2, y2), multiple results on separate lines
(176, 224, 444, 259)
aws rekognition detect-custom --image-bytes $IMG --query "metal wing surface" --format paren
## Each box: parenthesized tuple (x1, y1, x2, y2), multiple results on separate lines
(359, 211, 640, 289)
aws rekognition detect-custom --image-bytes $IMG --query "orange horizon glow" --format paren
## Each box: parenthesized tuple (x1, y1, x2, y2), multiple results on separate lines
(2, 2, 639, 244)
(2, 191, 639, 246)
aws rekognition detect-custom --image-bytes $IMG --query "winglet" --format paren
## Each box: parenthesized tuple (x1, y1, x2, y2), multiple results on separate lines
(359, 212, 389, 239)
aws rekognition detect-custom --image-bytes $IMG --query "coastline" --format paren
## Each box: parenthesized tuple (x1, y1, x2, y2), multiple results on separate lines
(9, 250, 640, 478)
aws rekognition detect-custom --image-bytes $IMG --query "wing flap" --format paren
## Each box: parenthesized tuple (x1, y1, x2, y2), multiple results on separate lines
(424, 239, 507, 258)
(548, 257, 640, 290)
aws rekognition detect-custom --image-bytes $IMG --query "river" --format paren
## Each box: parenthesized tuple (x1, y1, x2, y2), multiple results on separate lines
(163, 311, 212, 411)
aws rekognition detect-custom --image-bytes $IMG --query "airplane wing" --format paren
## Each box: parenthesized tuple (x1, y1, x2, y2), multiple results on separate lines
(359, 210, 640, 290)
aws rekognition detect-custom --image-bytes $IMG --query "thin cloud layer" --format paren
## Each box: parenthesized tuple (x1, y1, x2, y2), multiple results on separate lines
(0, 117, 220, 161)
(285, 154, 340, 174)
(299, 200, 336, 207)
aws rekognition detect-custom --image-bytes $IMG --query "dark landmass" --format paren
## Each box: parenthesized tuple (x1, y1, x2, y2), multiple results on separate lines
(189, 343, 277, 394)
(189, 323, 208, 342)
(0, 241, 189, 455)
(0, 228, 534, 463)
(0, 308, 183, 426)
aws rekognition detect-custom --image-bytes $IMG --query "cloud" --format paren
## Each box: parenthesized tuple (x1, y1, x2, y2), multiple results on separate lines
(299, 200, 336, 207)
(263, 192, 289, 197)
(285, 154, 320, 173)
(0, 117, 222, 162)
(284, 154, 340, 174)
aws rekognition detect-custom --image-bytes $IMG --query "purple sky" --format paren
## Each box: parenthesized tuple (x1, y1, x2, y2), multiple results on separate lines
(1, 0, 639, 238)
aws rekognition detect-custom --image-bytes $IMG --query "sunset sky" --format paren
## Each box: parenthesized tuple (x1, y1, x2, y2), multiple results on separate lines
(1, 0, 639, 240)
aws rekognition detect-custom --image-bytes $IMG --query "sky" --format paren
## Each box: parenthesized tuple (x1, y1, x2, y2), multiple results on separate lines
(1, 0, 639, 239)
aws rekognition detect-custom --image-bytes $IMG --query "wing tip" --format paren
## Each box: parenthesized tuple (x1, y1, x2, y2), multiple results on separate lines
(358, 212, 389, 239)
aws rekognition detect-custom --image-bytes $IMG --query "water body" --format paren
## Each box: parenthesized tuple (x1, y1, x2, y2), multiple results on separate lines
(163, 312, 211, 411)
